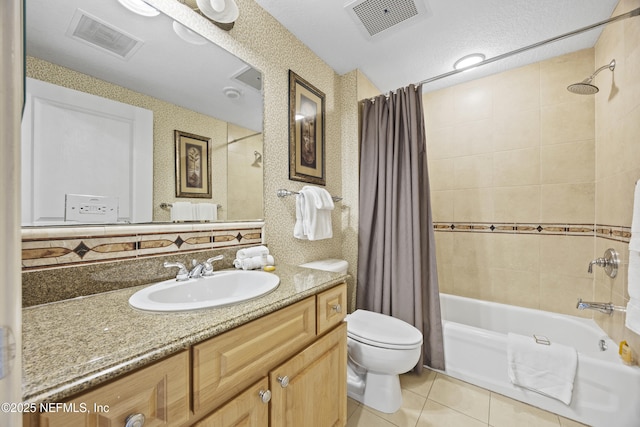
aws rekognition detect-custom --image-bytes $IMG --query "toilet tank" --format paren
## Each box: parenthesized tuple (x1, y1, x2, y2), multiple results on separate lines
(300, 259, 348, 274)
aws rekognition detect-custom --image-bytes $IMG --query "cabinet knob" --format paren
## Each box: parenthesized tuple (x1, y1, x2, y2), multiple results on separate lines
(124, 413, 145, 427)
(331, 304, 342, 313)
(259, 389, 272, 404)
(277, 375, 289, 388)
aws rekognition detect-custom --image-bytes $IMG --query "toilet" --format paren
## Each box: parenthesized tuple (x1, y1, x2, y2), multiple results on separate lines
(300, 259, 423, 414)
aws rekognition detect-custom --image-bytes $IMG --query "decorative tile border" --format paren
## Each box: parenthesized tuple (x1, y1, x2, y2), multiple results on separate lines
(22, 222, 265, 271)
(434, 222, 631, 243)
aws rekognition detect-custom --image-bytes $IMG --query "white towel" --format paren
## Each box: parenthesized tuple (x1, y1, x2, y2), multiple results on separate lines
(628, 250, 640, 301)
(625, 299, 640, 335)
(294, 193, 307, 240)
(193, 203, 217, 222)
(630, 180, 640, 251)
(233, 255, 274, 270)
(299, 186, 334, 240)
(171, 202, 193, 222)
(507, 333, 578, 405)
(627, 180, 640, 334)
(236, 245, 269, 260)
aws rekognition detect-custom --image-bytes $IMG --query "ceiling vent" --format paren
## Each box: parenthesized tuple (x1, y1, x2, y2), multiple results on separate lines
(232, 66, 263, 92)
(67, 9, 143, 59)
(345, 0, 430, 38)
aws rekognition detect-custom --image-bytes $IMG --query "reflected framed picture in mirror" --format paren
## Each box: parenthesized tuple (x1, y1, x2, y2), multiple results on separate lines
(288, 70, 325, 186)
(175, 130, 212, 198)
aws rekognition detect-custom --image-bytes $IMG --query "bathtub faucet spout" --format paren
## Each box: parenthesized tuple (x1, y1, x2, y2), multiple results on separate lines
(576, 298, 626, 315)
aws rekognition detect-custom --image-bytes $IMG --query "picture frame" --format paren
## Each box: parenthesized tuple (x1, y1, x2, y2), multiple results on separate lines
(288, 70, 326, 185)
(174, 130, 212, 198)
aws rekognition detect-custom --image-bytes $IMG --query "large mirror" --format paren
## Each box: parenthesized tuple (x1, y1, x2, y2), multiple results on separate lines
(23, 0, 264, 226)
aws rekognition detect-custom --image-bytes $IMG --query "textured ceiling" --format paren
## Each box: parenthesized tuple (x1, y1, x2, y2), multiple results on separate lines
(254, 0, 621, 93)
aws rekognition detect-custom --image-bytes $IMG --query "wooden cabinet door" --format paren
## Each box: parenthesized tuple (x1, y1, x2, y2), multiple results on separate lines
(270, 323, 347, 427)
(316, 283, 347, 335)
(194, 378, 269, 427)
(192, 297, 316, 416)
(38, 351, 189, 427)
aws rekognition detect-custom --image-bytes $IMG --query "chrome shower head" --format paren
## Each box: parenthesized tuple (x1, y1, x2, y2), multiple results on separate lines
(567, 80, 600, 95)
(567, 59, 615, 95)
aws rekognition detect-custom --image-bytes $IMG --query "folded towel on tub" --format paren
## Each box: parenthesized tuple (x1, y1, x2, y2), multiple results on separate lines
(507, 333, 578, 405)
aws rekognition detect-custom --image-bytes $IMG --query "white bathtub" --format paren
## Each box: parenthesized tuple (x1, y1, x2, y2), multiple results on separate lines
(439, 293, 640, 427)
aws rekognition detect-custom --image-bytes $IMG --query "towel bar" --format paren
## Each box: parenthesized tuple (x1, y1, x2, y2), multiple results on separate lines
(276, 189, 342, 202)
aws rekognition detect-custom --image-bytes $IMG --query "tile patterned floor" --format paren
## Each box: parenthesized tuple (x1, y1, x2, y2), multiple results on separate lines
(346, 370, 590, 427)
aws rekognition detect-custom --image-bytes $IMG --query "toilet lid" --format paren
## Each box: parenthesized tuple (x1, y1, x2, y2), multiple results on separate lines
(346, 310, 423, 349)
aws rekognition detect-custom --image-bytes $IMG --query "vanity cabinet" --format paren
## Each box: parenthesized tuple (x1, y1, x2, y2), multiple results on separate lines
(36, 350, 190, 427)
(26, 283, 347, 427)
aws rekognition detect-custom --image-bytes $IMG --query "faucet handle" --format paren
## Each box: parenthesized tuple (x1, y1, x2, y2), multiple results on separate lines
(164, 261, 189, 281)
(202, 255, 224, 276)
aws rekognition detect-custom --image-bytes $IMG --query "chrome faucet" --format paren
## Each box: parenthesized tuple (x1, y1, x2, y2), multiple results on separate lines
(587, 248, 619, 278)
(164, 261, 189, 281)
(164, 255, 224, 281)
(576, 298, 626, 315)
(189, 255, 225, 279)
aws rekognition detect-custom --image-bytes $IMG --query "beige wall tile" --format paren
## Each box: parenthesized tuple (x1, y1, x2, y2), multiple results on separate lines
(454, 154, 493, 189)
(540, 183, 595, 223)
(490, 269, 540, 309)
(429, 158, 455, 191)
(492, 108, 540, 152)
(453, 80, 493, 123)
(493, 148, 540, 187)
(490, 234, 540, 272)
(539, 273, 593, 317)
(493, 63, 540, 117)
(540, 99, 595, 145)
(540, 48, 594, 107)
(453, 119, 493, 157)
(426, 126, 456, 160)
(493, 186, 540, 223)
(453, 188, 494, 222)
(540, 140, 595, 184)
(431, 190, 454, 223)
(539, 236, 595, 279)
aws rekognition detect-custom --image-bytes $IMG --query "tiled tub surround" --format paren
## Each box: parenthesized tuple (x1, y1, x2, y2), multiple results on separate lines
(22, 264, 347, 404)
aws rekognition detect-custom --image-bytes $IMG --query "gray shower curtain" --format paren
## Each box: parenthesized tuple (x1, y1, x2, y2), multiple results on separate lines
(357, 84, 445, 372)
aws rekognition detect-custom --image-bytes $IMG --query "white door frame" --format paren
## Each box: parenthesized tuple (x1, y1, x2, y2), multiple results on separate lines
(0, 0, 23, 425)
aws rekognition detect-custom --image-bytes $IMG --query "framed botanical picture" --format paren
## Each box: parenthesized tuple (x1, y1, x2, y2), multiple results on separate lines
(288, 70, 326, 185)
(174, 130, 212, 198)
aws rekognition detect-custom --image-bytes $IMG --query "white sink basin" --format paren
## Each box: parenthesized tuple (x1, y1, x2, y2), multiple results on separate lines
(129, 270, 280, 312)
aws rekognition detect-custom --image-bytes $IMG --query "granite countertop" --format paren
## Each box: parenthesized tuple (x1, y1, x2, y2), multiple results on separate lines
(22, 264, 347, 404)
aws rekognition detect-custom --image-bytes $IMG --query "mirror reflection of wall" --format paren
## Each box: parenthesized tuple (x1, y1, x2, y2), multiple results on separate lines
(227, 123, 264, 220)
(23, 0, 264, 225)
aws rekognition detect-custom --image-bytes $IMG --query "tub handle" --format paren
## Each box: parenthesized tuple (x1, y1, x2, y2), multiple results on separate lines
(533, 335, 550, 345)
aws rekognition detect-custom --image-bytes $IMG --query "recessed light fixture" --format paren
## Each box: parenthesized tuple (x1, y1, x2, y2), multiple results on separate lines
(172, 21, 207, 45)
(453, 53, 485, 71)
(117, 0, 160, 17)
(223, 87, 242, 99)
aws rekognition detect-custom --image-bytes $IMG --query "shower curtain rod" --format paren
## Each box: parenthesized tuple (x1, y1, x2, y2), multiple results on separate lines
(369, 6, 640, 95)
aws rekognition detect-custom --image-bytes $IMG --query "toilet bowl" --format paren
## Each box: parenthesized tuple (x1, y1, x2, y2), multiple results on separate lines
(300, 259, 423, 414)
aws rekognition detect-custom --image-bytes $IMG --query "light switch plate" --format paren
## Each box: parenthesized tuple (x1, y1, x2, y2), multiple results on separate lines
(65, 194, 119, 223)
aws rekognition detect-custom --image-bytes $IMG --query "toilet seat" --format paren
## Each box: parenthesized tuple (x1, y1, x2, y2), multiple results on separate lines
(346, 309, 423, 350)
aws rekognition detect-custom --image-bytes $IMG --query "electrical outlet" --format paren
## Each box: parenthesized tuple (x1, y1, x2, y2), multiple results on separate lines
(65, 194, 119, 223)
